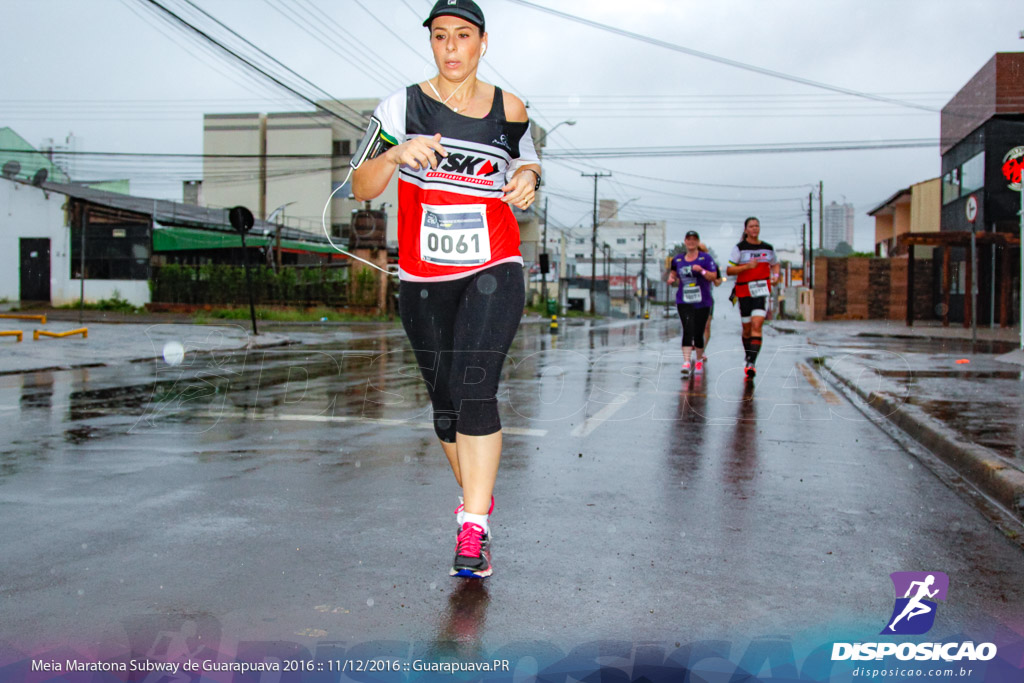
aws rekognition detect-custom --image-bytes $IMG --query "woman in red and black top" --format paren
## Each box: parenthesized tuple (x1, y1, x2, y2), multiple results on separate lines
(352, 0, 539, 579)
(726, 217, 779, 379)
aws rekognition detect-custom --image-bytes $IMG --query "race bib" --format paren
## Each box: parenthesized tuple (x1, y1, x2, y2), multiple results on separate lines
(682, 283, 702, 303)
(747, 279, 769, 298)
(420, 204, 491, 267)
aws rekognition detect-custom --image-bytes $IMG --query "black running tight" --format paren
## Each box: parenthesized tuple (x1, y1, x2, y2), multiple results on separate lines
(399, 263, 525, 443)
(676, 303, 711, 349)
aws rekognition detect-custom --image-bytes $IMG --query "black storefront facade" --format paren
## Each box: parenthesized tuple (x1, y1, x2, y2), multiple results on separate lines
(931, 52, 1023, 327)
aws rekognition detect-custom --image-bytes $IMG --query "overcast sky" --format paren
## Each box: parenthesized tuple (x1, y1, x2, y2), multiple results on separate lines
(2, 0, 1022, 259)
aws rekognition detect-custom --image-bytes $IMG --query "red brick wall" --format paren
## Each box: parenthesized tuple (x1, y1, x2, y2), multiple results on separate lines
(812, 257, 933, 321)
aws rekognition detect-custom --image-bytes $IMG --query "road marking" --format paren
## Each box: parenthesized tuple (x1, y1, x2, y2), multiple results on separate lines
(798, 362, 842, 405)
(248, 412, 547, 437)
(570, 390, 637, 438)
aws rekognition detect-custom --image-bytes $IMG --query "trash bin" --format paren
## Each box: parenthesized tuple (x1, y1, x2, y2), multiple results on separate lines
(546, 298, 558, 316)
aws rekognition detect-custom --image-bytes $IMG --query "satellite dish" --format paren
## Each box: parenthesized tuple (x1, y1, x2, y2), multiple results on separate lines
(32, 168, 48, 186)
(228, 205, 255, 234)
(1, 161, 21, 179)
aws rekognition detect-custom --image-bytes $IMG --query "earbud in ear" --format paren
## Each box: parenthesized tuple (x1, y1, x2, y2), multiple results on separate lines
(481, 44, 487, 57)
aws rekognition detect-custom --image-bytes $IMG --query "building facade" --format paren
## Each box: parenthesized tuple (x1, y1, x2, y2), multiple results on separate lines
(822, 200, 855, 251)
(870, 177, 940, 257)
(937, 52, 1024, 326)
(201, 100, 394, 242)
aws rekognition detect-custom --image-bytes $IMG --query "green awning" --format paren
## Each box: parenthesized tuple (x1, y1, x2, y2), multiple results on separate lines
(153, 226, 342, 255)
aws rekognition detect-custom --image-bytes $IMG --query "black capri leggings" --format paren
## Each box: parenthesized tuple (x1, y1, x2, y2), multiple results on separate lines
(676, 303, 711, 349)
(399, 262, 525, 443)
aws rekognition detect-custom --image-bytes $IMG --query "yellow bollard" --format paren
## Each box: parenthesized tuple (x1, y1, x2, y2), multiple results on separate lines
(33, 327, 88, 341)
(0, 313, 46, 324)
(0, 330, 23, 343)
(549, 314, 559, 335)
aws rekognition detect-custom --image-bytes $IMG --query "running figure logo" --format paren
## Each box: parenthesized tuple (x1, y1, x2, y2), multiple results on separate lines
(881, 572, 949, 635)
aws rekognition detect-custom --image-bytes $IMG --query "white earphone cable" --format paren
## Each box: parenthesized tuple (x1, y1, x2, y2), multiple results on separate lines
(320, 166, 396, 277)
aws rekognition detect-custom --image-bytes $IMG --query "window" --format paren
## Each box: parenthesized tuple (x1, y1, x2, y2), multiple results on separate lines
(332, 140, 352, 156)
(70, 223, 150, 280)
(942, 168, 960, 205)
(576, 238, 585, 245)
(575, 253, 585, 259)
(961, 152, 984, 195)
(616, 238, 627, 244)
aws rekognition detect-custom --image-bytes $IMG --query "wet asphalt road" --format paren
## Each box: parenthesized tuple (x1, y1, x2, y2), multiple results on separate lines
(1, 305, 1023, 659)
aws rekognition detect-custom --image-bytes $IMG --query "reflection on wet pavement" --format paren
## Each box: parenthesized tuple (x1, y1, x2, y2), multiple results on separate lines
(806, 331, 1024, 462)
(3, 314, 1024, 649)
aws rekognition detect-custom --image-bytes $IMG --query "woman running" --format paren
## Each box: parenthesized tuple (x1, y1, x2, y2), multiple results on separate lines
(667, 231, 718, 375)
(725, 217, 779, 380)
(352, 0, 540, 578)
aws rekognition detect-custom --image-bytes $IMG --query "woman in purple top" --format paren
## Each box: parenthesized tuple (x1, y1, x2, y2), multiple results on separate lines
(667, 230, 718, 375)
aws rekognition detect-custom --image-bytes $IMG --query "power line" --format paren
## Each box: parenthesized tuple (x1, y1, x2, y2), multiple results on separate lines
(543, 138, 939, 159)
(177, 0, 369, 127)
(136, 0, 366, 131)
(502, 0, 941, 114)
(0, 148, 333, 159)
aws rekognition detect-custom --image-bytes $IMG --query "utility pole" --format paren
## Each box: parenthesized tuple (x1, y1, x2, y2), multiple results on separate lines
(801, 223, 806, 286)
(541, 196, 549, 305)
(602, 243, 610, 282)
(623, 255, 628, 302)
(636, 221, 655, 319)
(818, 180, 824, 251)
(807, 192, 814, 289)
(583, 172, 611, 314)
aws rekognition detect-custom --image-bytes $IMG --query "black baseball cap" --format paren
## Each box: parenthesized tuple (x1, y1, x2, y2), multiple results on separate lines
(685, 230, 700, 239)
(423, 0, 485, 33)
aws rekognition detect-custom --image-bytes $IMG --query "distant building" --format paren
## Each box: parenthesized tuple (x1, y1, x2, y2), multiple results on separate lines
(822, 200, 854, 251)
(864, 52, 1023, 328)
(201, 99, 543, 262)
(38, 132, 80, 180)
(0, 127, 71, 184)
(936, 51, 1024, 326)
(571, 199, 665, 277)
(201, 100, 385, 241)
(868, 178, 940, 257)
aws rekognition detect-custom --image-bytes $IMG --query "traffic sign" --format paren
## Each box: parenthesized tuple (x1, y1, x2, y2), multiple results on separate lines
(965, 195, 978, 223)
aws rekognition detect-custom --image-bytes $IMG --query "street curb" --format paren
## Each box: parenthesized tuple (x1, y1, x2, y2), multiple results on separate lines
(995, 349, 1024, 366)
(769, 321, 1020, 346)
(822, 357, 1024, 523)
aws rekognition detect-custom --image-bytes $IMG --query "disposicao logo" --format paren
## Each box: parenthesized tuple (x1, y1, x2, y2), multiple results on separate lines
(831, 572, 997, 663)
(881, 571, 948, 635)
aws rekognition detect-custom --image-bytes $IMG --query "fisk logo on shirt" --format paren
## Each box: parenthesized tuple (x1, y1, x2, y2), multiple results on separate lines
(424, 151, 506, 189)
(439, 153, 502, 177)
(880, 572, 948, 635)
(741, 250, 774, 262)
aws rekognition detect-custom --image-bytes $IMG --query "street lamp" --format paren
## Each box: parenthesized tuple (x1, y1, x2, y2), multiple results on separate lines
(536, 120, 576, 148)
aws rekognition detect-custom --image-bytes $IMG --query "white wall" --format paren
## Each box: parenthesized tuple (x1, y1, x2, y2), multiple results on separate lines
(0, 180, 66, 302)
(0, 179, 151, 306)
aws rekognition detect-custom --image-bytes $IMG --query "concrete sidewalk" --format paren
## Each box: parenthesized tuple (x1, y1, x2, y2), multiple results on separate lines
(770, 318, 1024, 523)
(0, 316, 290, 375)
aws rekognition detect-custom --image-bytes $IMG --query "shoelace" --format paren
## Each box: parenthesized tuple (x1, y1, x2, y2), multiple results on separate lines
(456, 523, 485, 558)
